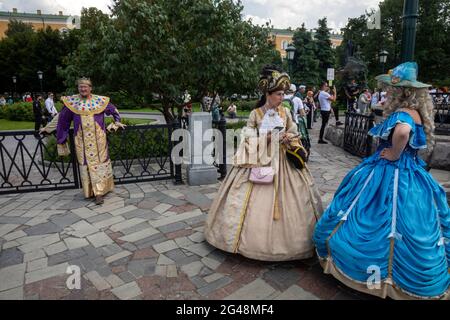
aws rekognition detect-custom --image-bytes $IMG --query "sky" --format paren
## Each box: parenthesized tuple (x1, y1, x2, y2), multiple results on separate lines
(0, 0, 382, 32)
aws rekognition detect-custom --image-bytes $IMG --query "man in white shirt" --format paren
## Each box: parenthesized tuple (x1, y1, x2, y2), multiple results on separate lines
(45, 93, 58, 122)
(318, 82, 336, 144)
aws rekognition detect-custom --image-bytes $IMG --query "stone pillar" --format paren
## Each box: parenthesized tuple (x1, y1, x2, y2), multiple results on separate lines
(186, 112, 218, 186)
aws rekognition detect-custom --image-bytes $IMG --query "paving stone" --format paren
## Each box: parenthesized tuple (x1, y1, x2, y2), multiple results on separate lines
(134, 234, 168, 249)
(157, 222, 188, 234)
(87, 232, 114, 248)
(86, 213, 113, 224)
(153, 240, 178, 254)
(157, 254, 175, 265)
(48, 248, 86, 266)
(27, 257, 48, 272)
(25, 262, 69, 284)
(199, 266, 214, 277)
(49, 213, 81, 229)
(82, 245, 101, 259)
(183, 191, 212, 208)
(0, 224, 19, 237)
(71, 207, 98, 219)
(122, 209, 159, 220)
(99, 243, 123, 257)
(190, 275, 208, 289)
(2, 241, 19, 250)
(118, 227, 159, 243)
(92, 216, 125, 230)
(94, 201, 125, 214)
(64, 237, 90, 250)
(118, 271, 136, 283)
(21, 209, 45, 218)
(18, 234, 60, 253)
(3, 230, 27, 241)
(184, 242, 215, 257)
(188, 232, 205, 243)
(204, 273, 225, 283)
(105, 251, 132, 264)
(95, 265, 113, 278)
(0, 217, 29, 225)
(201, 256, 222, 271)
(275, 285, 319, 300)
(184, 215, 207, 226)
(105, 274, 125, 288)
(174, 236, 194, 249)
(23, 249, 45, 263)
(0, 286, 23, 300)
(164, 248, 187, 262)
(181, 261, 204, 277)
(225, 279, 276, 300)
(0, 247, 24, 268)
(127, 259, 157, 278)
(0, 263, 26, 292)
(120, 222, 152, 235)
(198, 276, 233, 297)
(44, 241, 68, 256)
(153, 203, 172, 214)
(120, 242, 138, 252)
(67, 220, 98, 238)
(166, 265, 178, 278)
(109, 205, 138, 217)
(263, 267, 303, 291)
(85, 271, 111, 291)
(111, 281, 142, 300)
(149, 209, 204, 228)
(110, 218, 146, 232)
(24, 216, 49, 227)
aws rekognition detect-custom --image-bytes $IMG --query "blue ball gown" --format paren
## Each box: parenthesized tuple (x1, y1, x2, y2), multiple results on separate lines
(313, 111, 450, 299)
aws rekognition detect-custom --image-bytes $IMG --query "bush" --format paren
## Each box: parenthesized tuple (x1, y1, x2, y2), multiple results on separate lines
(0, 102, 34, 121)
(236, 100, 258, 112)
(43, 119, 168, 163)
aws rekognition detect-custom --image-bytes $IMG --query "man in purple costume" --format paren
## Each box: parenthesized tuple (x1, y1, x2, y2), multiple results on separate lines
(57, 78, 125, 204)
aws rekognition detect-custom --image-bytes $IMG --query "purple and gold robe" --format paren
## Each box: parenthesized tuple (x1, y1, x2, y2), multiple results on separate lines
(57, 94, 121, 198)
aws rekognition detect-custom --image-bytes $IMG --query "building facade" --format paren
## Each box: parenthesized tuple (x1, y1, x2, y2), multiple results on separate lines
(270, 28, 343, 58)
(0, 8, 70, 38)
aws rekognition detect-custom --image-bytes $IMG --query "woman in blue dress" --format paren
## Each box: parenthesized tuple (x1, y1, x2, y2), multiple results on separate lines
(313, 62, 450, 299)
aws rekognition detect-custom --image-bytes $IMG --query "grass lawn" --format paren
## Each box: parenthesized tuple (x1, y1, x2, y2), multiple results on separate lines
(0, 118, 155, 131)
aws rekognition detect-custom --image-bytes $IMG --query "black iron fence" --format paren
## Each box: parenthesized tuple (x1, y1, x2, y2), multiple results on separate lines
(0, 123, 182, 195)
(0, 129, 80, 194)
(343, 112, 375, 158)
(431, 93, 450, 135)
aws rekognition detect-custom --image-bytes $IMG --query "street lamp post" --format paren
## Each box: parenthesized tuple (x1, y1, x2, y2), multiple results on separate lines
(12, 76, 17, 98)
(379, 50, 389, 74)
(37, 71, 44, 94)
(285, 44, 296, 76)
(401, 0, 419, 62)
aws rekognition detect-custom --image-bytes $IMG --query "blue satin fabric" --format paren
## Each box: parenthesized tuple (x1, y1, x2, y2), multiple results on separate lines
(313, 111, 450, 298)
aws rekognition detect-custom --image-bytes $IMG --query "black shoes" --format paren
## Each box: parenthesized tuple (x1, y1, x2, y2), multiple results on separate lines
(318, 140, 328, 144)
(336, 121, 343, 126)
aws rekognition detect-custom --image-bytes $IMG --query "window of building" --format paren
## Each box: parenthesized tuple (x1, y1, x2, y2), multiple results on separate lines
(281, 40, 289, 50)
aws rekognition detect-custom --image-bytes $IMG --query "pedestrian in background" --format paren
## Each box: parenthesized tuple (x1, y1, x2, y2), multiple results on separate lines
(32, 94, 44, 138)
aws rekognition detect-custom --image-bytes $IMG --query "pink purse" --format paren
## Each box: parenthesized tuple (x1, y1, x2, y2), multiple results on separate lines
(249, 167, 274, 184)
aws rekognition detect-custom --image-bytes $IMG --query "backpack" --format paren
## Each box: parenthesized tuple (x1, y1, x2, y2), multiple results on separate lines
(282, 96, 295, 119)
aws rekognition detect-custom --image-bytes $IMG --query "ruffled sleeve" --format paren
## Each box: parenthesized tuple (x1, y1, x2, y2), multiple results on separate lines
(368, 111, 427, 149)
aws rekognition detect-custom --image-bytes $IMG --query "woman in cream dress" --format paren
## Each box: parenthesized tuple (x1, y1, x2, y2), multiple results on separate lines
(205, 65, 323, 261)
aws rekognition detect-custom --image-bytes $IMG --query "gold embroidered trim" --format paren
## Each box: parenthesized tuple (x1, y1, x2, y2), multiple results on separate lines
(62, 94, 110, 115)
(233, 182, 254, 253)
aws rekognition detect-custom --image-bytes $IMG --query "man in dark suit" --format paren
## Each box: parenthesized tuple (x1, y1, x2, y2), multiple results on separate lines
(33, 94, 44, 138)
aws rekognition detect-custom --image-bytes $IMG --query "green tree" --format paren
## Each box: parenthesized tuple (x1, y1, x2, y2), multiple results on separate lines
(60, 0, 279, 122)
(315, 17, 335, 80)
(291, 23, 320, 87)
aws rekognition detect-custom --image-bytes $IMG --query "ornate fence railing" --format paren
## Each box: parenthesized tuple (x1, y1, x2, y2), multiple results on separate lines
(431, 93, 450, 135)
(0, 129, 80, 194)
(0, 123, 183, 195)
(343, 112, 375, 158)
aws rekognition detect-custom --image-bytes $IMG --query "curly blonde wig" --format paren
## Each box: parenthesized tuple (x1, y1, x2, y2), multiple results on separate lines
(382, 85, 436, 152)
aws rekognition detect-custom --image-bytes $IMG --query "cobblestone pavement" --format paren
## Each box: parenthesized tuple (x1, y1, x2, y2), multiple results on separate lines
(0, 122, 448, 300)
